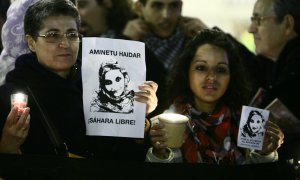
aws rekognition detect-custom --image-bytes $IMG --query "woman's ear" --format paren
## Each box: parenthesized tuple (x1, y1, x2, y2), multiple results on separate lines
(26, 35, 36, 52)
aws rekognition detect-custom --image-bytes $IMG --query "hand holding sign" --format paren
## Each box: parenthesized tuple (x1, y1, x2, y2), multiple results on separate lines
(258, 120, 284, 155)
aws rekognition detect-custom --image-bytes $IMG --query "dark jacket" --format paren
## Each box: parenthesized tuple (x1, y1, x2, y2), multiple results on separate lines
(0, 53, 149, 161)
(262, 37, 300, 119)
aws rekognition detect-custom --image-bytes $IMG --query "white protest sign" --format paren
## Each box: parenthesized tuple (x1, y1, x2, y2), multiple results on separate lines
(82, 37, 146, 138)
(237, 106, 269, 150)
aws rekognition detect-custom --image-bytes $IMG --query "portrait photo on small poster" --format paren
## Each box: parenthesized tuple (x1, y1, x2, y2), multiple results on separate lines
(237, 106, 270, 150)
(81, 37, 146, 138)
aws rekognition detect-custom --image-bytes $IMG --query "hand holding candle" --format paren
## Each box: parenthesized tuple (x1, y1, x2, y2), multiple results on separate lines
(10, 93, 28, 113)
(158, 113, 189, 148)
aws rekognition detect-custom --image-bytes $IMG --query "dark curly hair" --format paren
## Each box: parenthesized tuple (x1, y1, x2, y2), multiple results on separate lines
(166, 28, 253, 111)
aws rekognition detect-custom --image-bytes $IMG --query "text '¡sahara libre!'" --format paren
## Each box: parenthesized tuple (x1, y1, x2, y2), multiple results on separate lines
(88, 117, 135, 125)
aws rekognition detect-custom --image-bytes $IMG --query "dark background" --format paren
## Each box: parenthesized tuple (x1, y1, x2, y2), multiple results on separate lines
(0, 154, 297, 180)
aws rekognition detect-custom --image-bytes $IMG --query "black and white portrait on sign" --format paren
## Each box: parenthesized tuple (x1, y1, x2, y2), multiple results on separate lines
(90, 61, 134, 113)
(241, 110, 265, 138)
(237, 106, 269, 150)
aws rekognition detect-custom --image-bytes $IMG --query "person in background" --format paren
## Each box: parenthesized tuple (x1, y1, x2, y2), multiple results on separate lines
(123, 0, 207, 117)
(221, 0, 300, 163)
(0, 0, 158, 162)
(77, 0, 135, 38)
(246, 0, 300, 117)
(146, 29, 284, 164)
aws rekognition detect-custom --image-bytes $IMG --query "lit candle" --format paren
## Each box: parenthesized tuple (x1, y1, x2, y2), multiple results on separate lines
(10, 93, 28, 113)
(158, 113, 189, 148)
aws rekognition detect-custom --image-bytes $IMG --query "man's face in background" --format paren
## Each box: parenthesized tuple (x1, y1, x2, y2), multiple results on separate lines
(137, 0, 182, 38)
(77, 0, 108, 36)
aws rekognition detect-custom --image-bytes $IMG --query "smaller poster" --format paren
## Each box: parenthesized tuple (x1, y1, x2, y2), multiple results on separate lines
(237, 106, 269, 150)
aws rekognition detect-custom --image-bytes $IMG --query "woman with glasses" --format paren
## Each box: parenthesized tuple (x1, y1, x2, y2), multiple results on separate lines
(0, 0, 78, 86)
(0, 0, 158, 161)
(146, 29, 284, 164)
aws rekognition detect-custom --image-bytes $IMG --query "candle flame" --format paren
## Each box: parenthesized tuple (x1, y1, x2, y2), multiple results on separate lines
(14, 93, 26, 103)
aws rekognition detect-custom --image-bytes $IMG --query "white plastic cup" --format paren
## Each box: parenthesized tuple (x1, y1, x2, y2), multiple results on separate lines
(10, 93, 28, 112)
(158, 113, 189, 148)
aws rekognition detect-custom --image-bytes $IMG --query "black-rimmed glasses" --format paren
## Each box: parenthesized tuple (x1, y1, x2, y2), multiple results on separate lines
(34, 32, 82, 43)
(250, 15, 276, 26)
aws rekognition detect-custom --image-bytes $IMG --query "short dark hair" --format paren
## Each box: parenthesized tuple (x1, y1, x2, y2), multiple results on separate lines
(273, 0, 300, 34)
(166, 28, 252, 110)
(24, 0, 81, 38)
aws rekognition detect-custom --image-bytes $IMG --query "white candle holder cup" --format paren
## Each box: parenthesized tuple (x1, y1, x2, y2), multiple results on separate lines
(158, 113, 189, 148)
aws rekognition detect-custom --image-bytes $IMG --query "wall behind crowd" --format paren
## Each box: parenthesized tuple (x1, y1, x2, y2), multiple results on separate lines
(182, 0, 255, 52)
